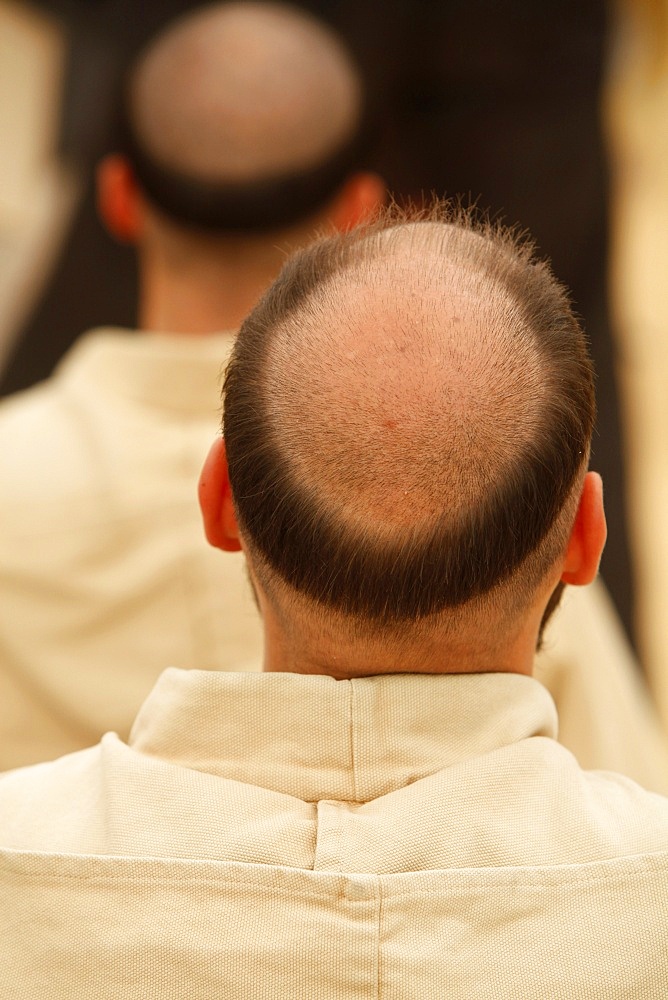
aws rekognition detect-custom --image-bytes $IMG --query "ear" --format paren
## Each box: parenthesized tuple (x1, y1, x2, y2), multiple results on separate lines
(96, 154, 143, 243)
(198, 437, 243, 552)
(327, 171, 386, 231)
(560, 471, 607, 586)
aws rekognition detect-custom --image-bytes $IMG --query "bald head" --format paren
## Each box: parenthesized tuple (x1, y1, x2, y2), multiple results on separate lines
(120, 2, 366, 230)
(132, 1, 361, 180)
(224, 205, 595, 632)
(268, 228, 546, 529)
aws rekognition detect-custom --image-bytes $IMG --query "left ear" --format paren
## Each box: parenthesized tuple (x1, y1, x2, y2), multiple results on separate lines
(198, 437, 242, 552)
(560, 471, 607, 585)
(96, 154, 144, 244)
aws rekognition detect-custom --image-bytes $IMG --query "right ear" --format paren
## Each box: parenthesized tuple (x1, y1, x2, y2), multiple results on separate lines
(327, 170, 386, 231)
(560, 471, 607, 586)
(96, 154, 143, 243)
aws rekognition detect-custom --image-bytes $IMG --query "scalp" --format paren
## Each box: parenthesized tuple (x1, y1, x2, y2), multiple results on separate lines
(264, 223, 547, 530)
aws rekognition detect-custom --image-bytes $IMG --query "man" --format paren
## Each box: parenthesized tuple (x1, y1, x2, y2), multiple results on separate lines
(0, 1, 383, 767)
(2, 205, 667, 995)
(0, 2, 665, 786)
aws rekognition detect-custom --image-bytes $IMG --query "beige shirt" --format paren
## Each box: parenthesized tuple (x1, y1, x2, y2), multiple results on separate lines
(1, 669, 667, 998)
(0, 329, 263, 768)
(536, 580, 668, 792)
(1, 327, 666, 792)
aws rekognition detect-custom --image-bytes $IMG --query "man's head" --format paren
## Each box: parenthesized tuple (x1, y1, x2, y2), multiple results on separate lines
(97, 2, 381, 251)
(201, 203, 606, 675)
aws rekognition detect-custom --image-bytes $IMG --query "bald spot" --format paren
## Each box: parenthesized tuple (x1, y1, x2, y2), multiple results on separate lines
(265, 224, 548, 531)
(129, 2, 362, 183)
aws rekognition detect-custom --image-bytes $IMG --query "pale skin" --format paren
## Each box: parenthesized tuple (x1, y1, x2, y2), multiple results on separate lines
(95, 155, 384, 335)
(198, 437, 608, 681)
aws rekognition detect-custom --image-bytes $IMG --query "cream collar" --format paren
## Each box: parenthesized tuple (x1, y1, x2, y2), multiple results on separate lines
(129, 669, 558, 803)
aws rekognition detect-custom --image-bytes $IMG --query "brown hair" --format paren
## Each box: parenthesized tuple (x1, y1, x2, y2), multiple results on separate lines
(223, 203, 595, 629)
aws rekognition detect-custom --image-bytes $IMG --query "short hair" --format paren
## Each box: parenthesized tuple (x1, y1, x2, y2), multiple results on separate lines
(223, 203, 596, 630)
(115, 2, 371, 233)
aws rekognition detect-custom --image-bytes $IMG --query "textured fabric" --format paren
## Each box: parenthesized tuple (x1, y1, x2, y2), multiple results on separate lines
(536, 580, 668, 793)
(1, 669, 667, 997)
(0, 329, 263, 769)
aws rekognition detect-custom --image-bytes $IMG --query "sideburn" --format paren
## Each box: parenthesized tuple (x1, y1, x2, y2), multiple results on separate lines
(537, 581, 566, 651)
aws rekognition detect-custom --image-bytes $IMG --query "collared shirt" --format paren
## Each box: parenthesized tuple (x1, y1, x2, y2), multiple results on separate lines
(1, 669, 667, 997)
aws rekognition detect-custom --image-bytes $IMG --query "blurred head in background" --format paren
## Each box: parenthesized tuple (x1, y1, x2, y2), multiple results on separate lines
(96, 1, 384, 333)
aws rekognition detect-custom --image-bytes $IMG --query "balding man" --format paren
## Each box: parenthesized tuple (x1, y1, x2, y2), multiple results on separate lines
(2, 205, 667, 996)
(0, 1, 383, 768)
(0, 2, 665, 789)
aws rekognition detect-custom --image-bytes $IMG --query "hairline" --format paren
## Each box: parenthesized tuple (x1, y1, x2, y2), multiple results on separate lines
(223, 205, 595, 628)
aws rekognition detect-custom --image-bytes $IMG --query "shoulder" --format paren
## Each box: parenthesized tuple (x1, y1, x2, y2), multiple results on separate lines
(541, 742, 668, 858)
(0, 333, 123, 516)
(0, 744, 107, 852)
(0, 376, 61, 442)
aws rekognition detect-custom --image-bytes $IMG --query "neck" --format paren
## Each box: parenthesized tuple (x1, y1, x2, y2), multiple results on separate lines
(137, 245, 279, 334)
(258, 594, 544, 680)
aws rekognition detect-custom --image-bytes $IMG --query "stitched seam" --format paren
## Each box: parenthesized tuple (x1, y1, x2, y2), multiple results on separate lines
(376, 877, 382, 999)
(349, 679, 358, 803)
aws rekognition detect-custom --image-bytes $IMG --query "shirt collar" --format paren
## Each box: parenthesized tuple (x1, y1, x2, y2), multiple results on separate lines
(129, 669, 558, 803)
(55, 327, 236, 416)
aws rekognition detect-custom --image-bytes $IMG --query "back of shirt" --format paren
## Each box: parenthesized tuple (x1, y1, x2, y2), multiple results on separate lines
(2, 849, 667, 999)
(2, 669, 668, 998)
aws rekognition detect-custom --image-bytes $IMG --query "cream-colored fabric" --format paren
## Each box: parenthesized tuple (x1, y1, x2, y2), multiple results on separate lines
(1, 669, 667, 997)
(0, 329, 263, 768)
(605, 0, 668, 730)
(536, 579, 668, 793)
(0, 2, 76, 372)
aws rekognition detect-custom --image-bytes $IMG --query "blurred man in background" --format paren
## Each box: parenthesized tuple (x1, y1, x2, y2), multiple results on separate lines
(0, 1, 383, 767)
